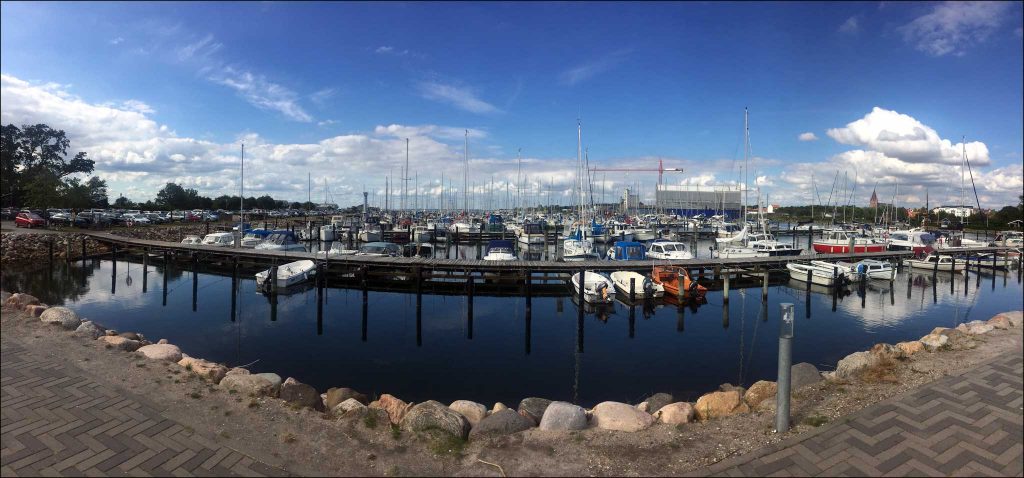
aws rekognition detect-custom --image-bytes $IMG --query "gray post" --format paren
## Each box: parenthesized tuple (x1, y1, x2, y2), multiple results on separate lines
(775, 302, 795, 433)
(722, 271, 730, 303)
(762, 270, 769, 301)
(142, 249, 148, 293)
(630, 277, 636, 302)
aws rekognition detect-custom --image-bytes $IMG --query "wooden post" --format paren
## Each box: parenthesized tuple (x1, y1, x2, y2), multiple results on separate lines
(630, 277, 636, 303)
(163, 251, 169, 306)
(231, 256, 238, 322)
(950, 257, 956, 294)
(722, 271, 730, 303)
(762, 270, 769, 301)
(577, 269, 586, 322)
(932, 254, 939, 280)
(466, 275, 474, 340)
(142, 249, 148, 293)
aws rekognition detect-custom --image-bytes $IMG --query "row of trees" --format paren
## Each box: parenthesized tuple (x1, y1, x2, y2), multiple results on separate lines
(775, 195, 1023, 229)
(1, 123, 107, 208)
(112, 182, 319, 212)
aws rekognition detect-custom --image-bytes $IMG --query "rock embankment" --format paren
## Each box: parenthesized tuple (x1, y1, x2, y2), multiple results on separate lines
(1, 233, 108, 266)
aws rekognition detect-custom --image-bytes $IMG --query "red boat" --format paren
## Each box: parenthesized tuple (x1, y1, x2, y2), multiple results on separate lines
(812, 229, 886, 254)
(652, 266, 707, 297)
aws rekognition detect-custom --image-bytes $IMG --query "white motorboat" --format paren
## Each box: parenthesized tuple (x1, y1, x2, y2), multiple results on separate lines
(319, 224, 337, 242)
(255, 260, 316, 290)
(181, 235, 203, 245)
(827, 259, 896, 281)
(254, 232, 306, 252)
(412, 225, 434, 243)
(647, 240, 694, 260)
(325, 242, 358, 256)
(632, 227, 657, 242)
(993, 231, 1023, 248)
(358, 228, 381, 243)
(905, 254, 966, 271)
(517, 222, 547, 244)
(886, 230, 935, 255)
(355, 242, 401, 257)
(201, 232, 236, 247)
(747, 233, 801, 256)
(239, 233, 264, 248)
(609, 271, 664, 298)
(570, 271, 616, 304)
(483, 240, 517, 261)
(563, 235, 600, 261)
(786, 262, 850, 287)
(713, 245, 765, 259)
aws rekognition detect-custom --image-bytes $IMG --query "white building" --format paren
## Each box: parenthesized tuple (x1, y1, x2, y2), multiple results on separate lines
(621, 188, 640, 212)
(932, 206, 974, 218)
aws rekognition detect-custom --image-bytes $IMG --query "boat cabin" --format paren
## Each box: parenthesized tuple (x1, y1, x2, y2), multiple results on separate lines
(608, 241, 647, 261)
(356, 242, 401, 257)
(201, 232, 235, 247)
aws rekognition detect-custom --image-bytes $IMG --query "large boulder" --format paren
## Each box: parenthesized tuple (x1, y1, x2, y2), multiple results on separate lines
(694, 391, 749, 421)
(119, 331, 145, 341)
(929, 327, 974, 350)
(491, 402, 508, 414)
(636, 393, 674, 414)
(987, 315, 1011, 330)
(225, 367, 250, 376)
(469, 409, 534, 438)
(325, 387, 369, 409)
(331, 398, 367, 417)
(993, 311, 1022, 327)
(178, 356, 228, 384)
(5, 293, 40, 310)
(369, 394, 413, 425)
(538, 401, 588, 431)
(40, 307, 81, 329)
(401, 400, 470, 440)
(449, 400, 488, 427)
(279, 377, 320, 409)
(517, 397, 552, 425)
(896, 341, 925, 356)
(791, 362, 823, 389)
(136, 344, 182, 362)
(591, 401, 655, 432)
(654, 402, 695, 425)
(920, 333, 949, 352)
(255, 373, 282, 395)
(957, 321, 994, 335)
(870, 343, 904, 360)
(832, 351, 879, 380)
(96, 335, 141, 352)
(744, 381, 777, 409)
(74, 321, 106, 340)
(219, 374, 275, 397)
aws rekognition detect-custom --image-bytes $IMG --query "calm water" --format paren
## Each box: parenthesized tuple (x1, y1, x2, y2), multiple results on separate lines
(3, 255, 1020, 408)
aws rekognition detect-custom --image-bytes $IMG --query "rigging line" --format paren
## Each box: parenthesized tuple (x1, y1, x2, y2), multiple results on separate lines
(963, 148, 983, 211)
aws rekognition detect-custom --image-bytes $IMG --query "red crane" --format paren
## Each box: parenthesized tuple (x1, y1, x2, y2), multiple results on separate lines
(588, 158, 684, 188)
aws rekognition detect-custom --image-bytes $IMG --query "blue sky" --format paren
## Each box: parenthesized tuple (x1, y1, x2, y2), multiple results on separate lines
(2, 1, 1022, 208)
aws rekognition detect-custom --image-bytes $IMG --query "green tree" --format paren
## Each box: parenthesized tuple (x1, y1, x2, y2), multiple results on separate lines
(86, 176, 108, 208)
(113, 195, 134, 209)
(0, 123, 94, 207)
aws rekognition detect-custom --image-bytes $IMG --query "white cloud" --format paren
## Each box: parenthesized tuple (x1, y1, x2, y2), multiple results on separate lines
(317, 119, 337, 127)
(826, 107, 989, 166)
(838, 16, 860, 34)
(898, 2, 1012, 56)
(798, 132, 818, 142)
(209, 66, 313, 123)
(416, 81, 500, 114)
(754, 175, 774, 187)
(177, 33, 222, 61)
(109, 37, 125, 45)
(559, 50, 631, 86)
(375, 45, 410, 56)
(309, 88, 336, 107)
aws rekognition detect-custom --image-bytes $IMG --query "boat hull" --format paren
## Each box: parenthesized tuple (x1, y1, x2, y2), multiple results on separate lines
(812, 243, 886, 254)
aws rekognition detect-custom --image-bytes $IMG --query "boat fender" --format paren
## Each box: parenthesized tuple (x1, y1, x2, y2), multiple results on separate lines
(689, 277, 700, 293)
(857, 264, 866, 275)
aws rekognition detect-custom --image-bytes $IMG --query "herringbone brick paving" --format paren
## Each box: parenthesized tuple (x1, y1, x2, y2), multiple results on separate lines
(702, 352, 1024, 477)
(1, 341, 292, 477)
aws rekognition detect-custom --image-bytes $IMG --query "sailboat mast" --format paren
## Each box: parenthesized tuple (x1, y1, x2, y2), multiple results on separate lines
(403, 138, 409, 216)
(238, 142, 244, 247)
(743, 107, 749, 225)
(464, 130, 469, 215)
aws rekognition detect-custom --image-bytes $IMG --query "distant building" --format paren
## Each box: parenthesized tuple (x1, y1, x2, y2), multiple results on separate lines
(932, 205, 974, 218)
(869, 190, 878, 208)
(656, 184, 743, 219)
(621, 189, 640, 212)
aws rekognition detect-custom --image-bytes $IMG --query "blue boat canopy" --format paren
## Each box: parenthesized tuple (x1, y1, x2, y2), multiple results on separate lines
(610, 241, 647, 260)
(486, 240, 515, 251)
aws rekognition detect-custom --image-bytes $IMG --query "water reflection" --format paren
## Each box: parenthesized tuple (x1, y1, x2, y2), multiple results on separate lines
(2, 256, 1020, 407)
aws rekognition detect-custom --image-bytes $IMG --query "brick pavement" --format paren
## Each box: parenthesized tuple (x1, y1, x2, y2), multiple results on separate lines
(699, 351, 1024, 477)
(0, 341, 292, 477)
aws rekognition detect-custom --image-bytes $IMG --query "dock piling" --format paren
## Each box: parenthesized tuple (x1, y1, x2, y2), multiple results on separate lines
(722, 272, 730, 303)
(762, 270, 769, 301)
(466, 275, 474, 340)
(192, 254, 198, 312)
(142, 249, 148, 293)
(630, 277, 636, 303)
(81, 237, 87, 265)
(162, 251, 169, 306)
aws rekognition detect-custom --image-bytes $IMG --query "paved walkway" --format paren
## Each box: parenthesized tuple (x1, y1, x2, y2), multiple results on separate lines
(0, 342, 291, 477)
(701, 351, 1024, 477)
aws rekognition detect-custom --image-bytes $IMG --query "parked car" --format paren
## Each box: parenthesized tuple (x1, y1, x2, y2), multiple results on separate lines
(14, 212, 47, 228)
(123, 214, 151, 226)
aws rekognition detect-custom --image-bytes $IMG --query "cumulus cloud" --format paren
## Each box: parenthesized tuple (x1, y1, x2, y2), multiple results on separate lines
(798, 132, 818, 142)
(838, 16, 860, 34)
(898, 2, 1012, 56)
(416, 81, 500, 114)
(826, 107, 989, 165)
(559, 49, 631, 86)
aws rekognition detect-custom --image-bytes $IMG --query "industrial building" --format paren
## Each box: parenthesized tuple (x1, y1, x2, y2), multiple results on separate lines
(655, 184, 744, 218)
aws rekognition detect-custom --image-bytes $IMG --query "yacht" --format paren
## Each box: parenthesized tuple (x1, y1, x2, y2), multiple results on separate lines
(201, 232, 236, 247)
(812, 229, 886, 253)
(886, 230, 935, 255)
(747, 233, 801, 256)
(255, 232, 306, 252)
(483, 240, 517, 261)
(355, 242, 401, 257)
(646, 240, 693, 260)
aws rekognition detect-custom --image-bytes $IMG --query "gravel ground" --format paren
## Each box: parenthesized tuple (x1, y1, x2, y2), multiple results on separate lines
(3, 301, 1021, 476)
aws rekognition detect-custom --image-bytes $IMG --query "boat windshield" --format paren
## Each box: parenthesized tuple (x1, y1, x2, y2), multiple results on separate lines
(488, 247, 513, 254)
(264, 233, 294, 245)
(918, 233, 935, 244)
(359, 245, 389, 254)
(661, 243, 679, 252)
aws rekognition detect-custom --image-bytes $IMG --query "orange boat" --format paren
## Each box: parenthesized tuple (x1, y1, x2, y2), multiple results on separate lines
(652, 266, 707, 297)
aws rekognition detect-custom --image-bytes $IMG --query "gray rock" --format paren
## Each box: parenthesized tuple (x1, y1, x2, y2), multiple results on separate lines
(219, 374, 275, 397)
(4, 293, 39, 310)
(331, 398, 367, 416)
(538, 401, 588, 431)
(255, 373, 282, 395)
(119, 331, 144, 341)
(791, 362, 823, 389)
(74, 321, 106, 339)
(638, 393, 674, 414)
(279, 377, 319, 408)
(832, 351, 879, 380)
(469, 409, 534, 438)
(39, 307, 81, 329)
(592, 401, 655, 432)
(325, 387, 369, 409)
(96, 335, 141, 352)
(401, 400, 470, 439)
(449, 400, 488, 427)
(919, 333, 948, 351)
(517, 397, 552, 425)
(136, 344, 182, 362)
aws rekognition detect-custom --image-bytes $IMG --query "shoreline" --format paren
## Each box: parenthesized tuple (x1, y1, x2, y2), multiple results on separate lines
(2, 285, 1021, 475)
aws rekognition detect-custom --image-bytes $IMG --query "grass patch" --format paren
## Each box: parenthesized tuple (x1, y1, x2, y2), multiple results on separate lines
(859, 357, 899, 384)
(570, 431, 583, 443)
(390, 424, 402, 440)
(219, 431, 231, 439)
(363, 412, 378, 429)
(282, 432, 297, 444)
(183, 426, 194, 434)
(185, 363, 193, 371)
(426, 431, 466, 457)
(802, 414, 829, 427)
(287, 402, 303, 411)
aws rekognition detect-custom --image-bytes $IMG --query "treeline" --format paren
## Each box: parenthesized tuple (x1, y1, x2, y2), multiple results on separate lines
(776, 197, 1023, 229)
(2, 122, 316, 211)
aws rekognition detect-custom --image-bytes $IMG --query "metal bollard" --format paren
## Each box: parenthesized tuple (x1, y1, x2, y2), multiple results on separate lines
(775, 303, 795, 433)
